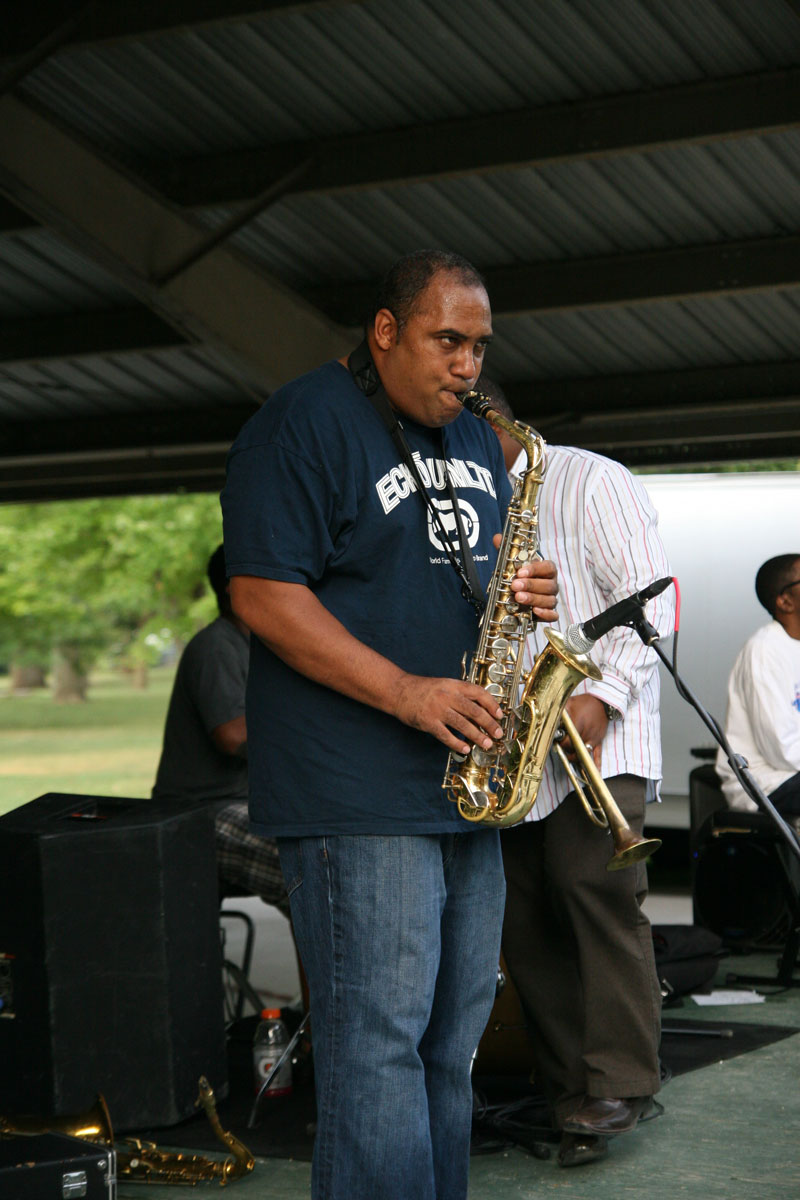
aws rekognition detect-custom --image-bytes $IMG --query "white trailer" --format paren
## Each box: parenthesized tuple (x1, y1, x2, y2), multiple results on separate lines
(636, 471, 800, 828)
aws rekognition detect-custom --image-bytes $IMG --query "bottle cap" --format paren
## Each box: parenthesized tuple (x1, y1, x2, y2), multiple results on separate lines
(261, 1007, 282, 1019)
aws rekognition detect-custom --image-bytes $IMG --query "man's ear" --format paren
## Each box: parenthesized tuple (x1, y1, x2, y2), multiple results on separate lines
(373, 307, 398, 351)
(777, 591, 794, 616)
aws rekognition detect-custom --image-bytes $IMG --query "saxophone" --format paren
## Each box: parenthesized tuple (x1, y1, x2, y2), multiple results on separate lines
(441, 392, 604, 829)
(443, 389, 561, 826)
(443, 391, 662, 865)
(0, 1077, 256, 1186)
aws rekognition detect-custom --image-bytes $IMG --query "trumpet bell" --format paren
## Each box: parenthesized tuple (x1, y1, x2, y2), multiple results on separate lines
(607, 831, 662, 871)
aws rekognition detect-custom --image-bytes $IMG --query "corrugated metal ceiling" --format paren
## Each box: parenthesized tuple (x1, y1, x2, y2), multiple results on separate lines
(17, 0, 800, 157)
(0, 344, 250, 420)
(221, 130, 800, 285)
(1, 0, 799, 496)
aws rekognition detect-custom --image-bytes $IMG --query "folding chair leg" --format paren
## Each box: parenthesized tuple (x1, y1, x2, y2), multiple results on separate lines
(220, 908, 257, 1021)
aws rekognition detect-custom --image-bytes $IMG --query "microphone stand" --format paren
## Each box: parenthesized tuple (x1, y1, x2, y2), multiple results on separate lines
(631, 611, 800, 863)
(632, 612, 800, 989)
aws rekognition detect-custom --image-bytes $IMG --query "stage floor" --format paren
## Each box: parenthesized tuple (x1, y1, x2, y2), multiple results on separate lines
(116, 889, 800, 1199)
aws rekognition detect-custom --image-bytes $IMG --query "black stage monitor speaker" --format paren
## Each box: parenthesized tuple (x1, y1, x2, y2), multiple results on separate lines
(693, 828, 793, 948)
(0, 793, 227, 1130)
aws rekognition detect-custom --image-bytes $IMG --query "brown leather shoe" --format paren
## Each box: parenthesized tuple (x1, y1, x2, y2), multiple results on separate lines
(563, 1095, 652, 1136)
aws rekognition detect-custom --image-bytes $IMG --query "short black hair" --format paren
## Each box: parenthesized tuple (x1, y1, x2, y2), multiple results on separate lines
(207, 544, 228, 612)
(755, 553, 800, 617)
(369, 249, 486, 335)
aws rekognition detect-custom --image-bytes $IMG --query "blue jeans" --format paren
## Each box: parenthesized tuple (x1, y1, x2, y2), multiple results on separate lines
(277, 832, 505, 1200)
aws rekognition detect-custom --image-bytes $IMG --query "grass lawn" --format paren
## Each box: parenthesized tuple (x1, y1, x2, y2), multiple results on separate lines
(0, 666, 176, 817)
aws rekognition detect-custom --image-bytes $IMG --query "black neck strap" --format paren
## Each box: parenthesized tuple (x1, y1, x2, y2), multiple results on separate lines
(348, 340, 485, 616)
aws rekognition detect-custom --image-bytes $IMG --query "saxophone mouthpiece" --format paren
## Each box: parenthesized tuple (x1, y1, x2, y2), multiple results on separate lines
(457, 390, 492, 418)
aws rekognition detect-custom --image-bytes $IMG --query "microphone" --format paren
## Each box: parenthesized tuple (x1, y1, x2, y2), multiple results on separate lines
(562, 577, 673, 654)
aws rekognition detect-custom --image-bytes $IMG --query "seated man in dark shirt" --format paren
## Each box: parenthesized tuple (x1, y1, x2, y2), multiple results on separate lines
(152, 544, 289, 918)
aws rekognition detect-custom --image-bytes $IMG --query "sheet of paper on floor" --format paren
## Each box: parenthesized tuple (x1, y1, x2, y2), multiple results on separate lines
(691, 989, 766, 1005)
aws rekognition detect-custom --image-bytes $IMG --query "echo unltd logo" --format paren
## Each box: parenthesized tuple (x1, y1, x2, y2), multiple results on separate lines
(427, 497, 480, 552)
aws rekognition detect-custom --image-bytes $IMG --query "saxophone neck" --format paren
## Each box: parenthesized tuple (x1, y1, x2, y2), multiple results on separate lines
(196, 1075, 255, 1179)
(458, 391, 546, 489)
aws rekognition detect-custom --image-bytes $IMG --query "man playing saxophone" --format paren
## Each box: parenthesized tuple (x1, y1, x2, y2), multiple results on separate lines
(221, 250, 558, 1200)
(485, 378, 674, 1169)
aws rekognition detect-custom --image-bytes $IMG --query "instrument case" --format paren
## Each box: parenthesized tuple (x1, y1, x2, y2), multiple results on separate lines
(0, 1132, 116, 1199)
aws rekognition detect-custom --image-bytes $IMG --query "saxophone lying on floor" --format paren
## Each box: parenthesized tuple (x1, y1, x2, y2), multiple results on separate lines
(0, 1075, 255, 1186)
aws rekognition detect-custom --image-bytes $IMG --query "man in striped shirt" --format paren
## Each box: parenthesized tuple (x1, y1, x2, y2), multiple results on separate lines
(485, 380, 674, 1169)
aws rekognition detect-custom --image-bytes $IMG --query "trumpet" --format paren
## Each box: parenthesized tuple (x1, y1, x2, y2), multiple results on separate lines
(555, 710, 662, 870)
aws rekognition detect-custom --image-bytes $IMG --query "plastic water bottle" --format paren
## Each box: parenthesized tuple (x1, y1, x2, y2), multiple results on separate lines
(253, 1008, 292, 1097)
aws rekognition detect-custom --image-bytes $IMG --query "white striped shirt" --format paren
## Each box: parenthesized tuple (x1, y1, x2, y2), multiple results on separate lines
(511, 444, 674, 820)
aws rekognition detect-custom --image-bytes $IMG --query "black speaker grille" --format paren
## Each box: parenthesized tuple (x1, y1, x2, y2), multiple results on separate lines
(693, 835, 792, 947)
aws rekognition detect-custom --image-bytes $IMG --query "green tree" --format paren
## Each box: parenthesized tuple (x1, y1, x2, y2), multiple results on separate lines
(0, 494, 223, 700)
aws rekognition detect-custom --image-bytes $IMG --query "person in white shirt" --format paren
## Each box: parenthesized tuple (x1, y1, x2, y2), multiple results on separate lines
(483, 379, 674, 1168)
(716, 553, 800, 817)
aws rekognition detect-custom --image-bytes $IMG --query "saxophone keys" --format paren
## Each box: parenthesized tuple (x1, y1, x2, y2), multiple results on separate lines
(489, 637, 511, 660)
(456, 790, 492, 820)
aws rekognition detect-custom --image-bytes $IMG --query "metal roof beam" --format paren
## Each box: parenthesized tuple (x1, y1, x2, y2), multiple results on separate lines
(1, 362, 796, 480)
(0, 400, 259, 501)
(0, 460, 228, 502)
(7, 435, 795, 492)
(0, 69, 795, 230)
(2, 362, 796, 456)
(0, 68, 793, 226)
(3, 400, 795, 486)
(0, 403, 258, 457)
(535, 397, 800, 449)
(156, 67, 800, 205)
(0, 93, 353, 391)
(0, 449, 231, 504)
(2, 235, 798, 369)
(0, 308, 182, 363)
(498, 363, 800, 466)
(3, 353, 796, 449)
(486, 238, 800, 314)
(307, 236, 800, 324)
(2, 1, 346, 54)
(503, 360, 800, 420)
(0, 197, 35, 232)
(514, 395, 800, 469)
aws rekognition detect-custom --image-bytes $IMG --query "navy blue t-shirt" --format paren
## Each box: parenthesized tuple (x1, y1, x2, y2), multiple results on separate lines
(221, 360, 512, 836)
